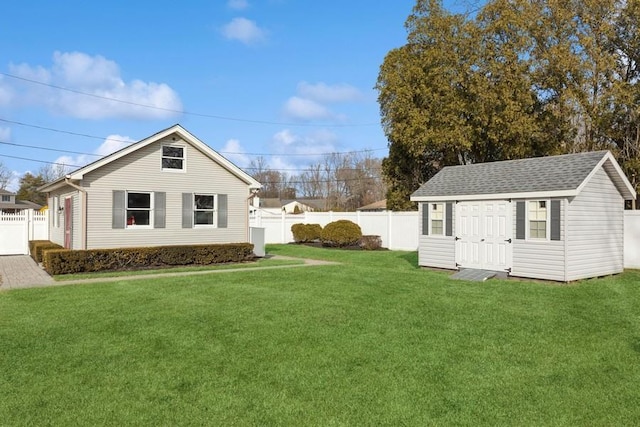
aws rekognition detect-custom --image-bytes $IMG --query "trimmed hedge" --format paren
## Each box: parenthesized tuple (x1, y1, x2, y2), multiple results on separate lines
(291, 223, 323, 243)
(29, 240, 64, 263)
(321, 220, 362, 247)
(42, 243, 255, 275)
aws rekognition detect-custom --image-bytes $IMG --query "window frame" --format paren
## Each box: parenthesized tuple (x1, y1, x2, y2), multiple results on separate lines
(193, 193, 217, 227)
(161, 144, 186, 172)
(1, 195, 10, 202)
(125, 191, 153, 229)
(429, 202, 445, 236)
(527, 199, 549, 240)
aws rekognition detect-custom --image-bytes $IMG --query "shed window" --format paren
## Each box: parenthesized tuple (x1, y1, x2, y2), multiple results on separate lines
(162, 145, 185, 171)
(431, 203, 444, 235)
(528, 200, 547, 239)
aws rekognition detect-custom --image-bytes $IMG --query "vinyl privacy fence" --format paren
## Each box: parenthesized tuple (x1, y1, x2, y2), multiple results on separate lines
(252, 210, 640, 269)
(0, 210, 49, 255)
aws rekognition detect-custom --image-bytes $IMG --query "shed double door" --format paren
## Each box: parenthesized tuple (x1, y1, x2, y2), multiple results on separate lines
(455, 201, 512, 271)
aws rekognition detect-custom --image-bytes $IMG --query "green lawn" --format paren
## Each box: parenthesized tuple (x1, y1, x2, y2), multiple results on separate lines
(1, 245, 639, 426)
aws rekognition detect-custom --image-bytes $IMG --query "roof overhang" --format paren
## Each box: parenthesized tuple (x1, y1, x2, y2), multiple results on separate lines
(411, 189, 580, 202)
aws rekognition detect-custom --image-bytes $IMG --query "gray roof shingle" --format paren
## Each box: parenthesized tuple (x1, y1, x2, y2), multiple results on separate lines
(411, 151, 610, 198)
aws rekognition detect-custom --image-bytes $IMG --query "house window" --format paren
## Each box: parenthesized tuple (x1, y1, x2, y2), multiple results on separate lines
(126, 192, 152, 226)
(194, 194, 216, 226)
(1, 195, 9, 202)
(528, 200, 547, 239)
(431, 203, 444, 235)
(162, 145, 185, 171)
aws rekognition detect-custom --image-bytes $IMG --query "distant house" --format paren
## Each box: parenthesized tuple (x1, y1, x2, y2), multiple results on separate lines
(0, 189, 42, 213)
(357, 199, 387, 212)
(39, 124, 261, 250)
(254, 198, 323, 214)
(410, 151, 636, 282)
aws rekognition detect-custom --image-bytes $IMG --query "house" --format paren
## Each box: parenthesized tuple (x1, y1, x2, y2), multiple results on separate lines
(0, 189, 42, 213)
(410, 151, 636, 282)
(254, 198, 322, 214)
(357, 199, 387, 212)
(39, 124, 261, 251)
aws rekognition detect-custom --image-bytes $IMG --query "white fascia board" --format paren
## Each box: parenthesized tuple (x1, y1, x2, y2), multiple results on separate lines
(410, 189, 578, 202)
(578, 152, 636, 200)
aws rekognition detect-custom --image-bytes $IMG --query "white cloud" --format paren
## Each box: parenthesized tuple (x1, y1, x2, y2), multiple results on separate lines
(54, 134, 135, 169)
(6, 51, 182, 119)
(282, 96, 334, 121)
(271, 128, 338, 157)
(297, 82, 362, 103)
(0, 127, 11, 141)
(221, 17, 267, 45)
(227, 0, 249, 10)
(219, 138, 250, 167)
(0, 75, 14, 106)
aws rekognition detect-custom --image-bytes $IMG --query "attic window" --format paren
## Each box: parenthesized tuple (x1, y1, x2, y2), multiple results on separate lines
(162, 145, 185, 171)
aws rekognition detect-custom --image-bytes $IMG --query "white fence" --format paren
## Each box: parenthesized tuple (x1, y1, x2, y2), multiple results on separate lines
(624, 211, 640, 269)
(250, 210, 419, 251)
(0, 210, 49, 255)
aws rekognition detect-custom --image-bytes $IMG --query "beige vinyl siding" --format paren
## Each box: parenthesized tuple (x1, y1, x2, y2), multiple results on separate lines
(418, 203, 456, 269)
(47, 189, 78, 247)
(83, 136, 250, 249)
(510, 198, 566, 281)
(566, 167, 624, 281)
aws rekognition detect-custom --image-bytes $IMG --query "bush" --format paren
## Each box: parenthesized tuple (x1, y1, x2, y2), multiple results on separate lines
(291, 223, 323, 243)
(29, 240, 64, 263)
(42, 243, 255, 275)
(321, 220, 362, 247)
(359, 235, 382, 250)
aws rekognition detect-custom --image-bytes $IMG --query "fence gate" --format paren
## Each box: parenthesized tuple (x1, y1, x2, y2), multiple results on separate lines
(0, 210, 49, 255)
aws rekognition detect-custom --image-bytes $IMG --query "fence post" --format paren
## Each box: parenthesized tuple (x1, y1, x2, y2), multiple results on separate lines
(387, 210, 393, 250)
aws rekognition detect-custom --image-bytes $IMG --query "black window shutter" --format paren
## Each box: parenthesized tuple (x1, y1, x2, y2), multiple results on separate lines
(550, 200, 561, 241)
(516, 201, 525, 240)
(112, 190, 125, 229)
(445, 202, 453, 236)
(218, 194, 228, 228)
(422, 203, 429, 235)
(182, 193, 193, 228)
(154, 192, 166, 229)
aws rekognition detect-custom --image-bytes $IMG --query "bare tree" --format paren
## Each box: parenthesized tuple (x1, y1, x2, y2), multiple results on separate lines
(0, 160, 12, 190)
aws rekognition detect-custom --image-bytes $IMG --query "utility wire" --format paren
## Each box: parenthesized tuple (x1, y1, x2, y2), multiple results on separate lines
(0, 72, 380, 128)
(0, 117, 388, 157)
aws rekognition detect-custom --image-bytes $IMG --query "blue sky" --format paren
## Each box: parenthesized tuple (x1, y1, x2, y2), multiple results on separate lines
(0, 0, 471, 190)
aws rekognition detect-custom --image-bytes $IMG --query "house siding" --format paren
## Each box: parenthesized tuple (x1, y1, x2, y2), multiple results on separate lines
(82, 136, 250, 249)
(418, 203, 456, 269)
(510, 198, 566, 281)
(566, 167, 624, 280)
(47, 189, 79, 248)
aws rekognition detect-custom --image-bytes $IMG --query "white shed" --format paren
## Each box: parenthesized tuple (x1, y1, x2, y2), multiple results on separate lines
(410, 151, 636, 281)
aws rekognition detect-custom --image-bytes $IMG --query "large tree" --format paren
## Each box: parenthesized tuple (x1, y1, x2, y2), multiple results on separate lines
(16, 172, 47, 206)
(378, 0, 640, 210)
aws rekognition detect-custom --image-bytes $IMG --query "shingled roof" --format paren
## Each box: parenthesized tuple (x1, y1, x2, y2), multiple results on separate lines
(411, 150, 636, 201)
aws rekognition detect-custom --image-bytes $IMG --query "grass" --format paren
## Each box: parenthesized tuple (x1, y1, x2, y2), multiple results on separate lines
(52, 256, 304, 281)
(1, 244, 640, 425)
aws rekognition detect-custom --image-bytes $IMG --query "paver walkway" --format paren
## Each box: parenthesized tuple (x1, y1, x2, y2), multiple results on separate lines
(0, 255, 338, 291)
(0, 255, 55, 290)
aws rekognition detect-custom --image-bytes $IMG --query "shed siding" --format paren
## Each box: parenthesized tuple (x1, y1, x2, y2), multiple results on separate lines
(82, 136, 250, 249)
(418, 203, 456, 269)
(510, 198, 566, 281)
(566, 167, 624, 280)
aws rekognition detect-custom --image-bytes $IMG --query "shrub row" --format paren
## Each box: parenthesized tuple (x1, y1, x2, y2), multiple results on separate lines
(42, 243, 254, 275)
(29, 240, 64, 263)
(291, 223, 323, 243)
(292, 220, 376, 248)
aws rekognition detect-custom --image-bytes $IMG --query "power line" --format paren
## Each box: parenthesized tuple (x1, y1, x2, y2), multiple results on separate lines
(0, 153, 81, 168)
(0, 117, 389, 157)
(0, 140, 101, 157)
(0, 72, 380, 128)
